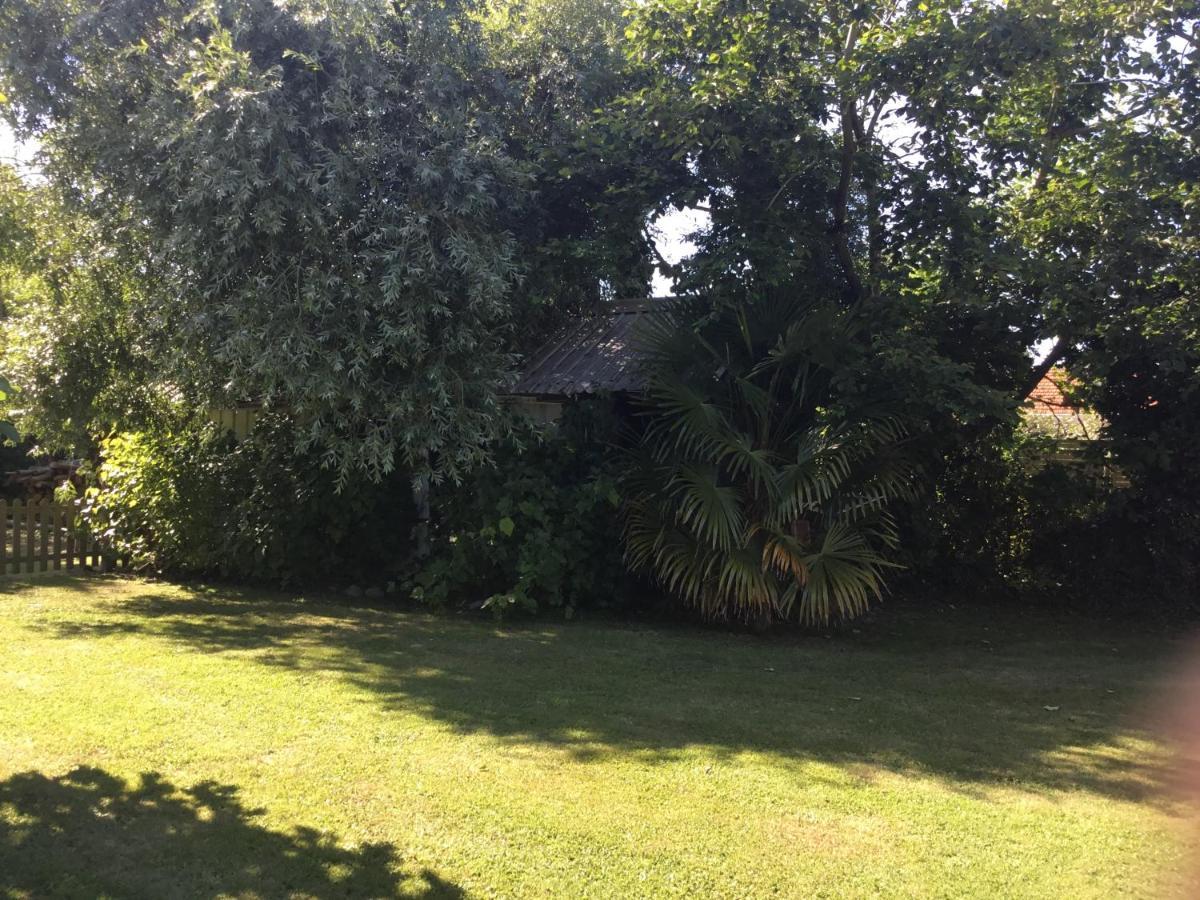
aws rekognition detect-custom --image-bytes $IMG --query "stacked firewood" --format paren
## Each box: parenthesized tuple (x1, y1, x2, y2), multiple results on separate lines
(3, 460, 83, 500)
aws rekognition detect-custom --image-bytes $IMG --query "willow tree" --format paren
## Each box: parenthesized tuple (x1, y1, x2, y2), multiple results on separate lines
(1, 0, 530, 483)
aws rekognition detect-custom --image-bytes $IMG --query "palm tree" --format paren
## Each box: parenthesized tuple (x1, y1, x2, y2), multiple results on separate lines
(623, 294, 916, 626)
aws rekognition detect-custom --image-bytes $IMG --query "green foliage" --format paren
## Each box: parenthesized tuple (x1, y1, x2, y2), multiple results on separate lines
(0, 168, 161, 454)
(909, 423, 1199, 615)
(624, 296, 916, 626)
(884, 0, 1200, 607)
(410, 400, 629, 619)
(908, 428, 1105, 590)
(478, 0, 659, 332)
(1057, 491, 1200, 615)
(84, 427, 236, 572)
(617, 0, 1200, 611)
(616, 0, 1034, 458)
(617, 0, 1196, 412)
(83, 413, 415, 585)
(0, 375, 18, 445)
(2, 0, 1197, 615)
(1, 0, 531, 482)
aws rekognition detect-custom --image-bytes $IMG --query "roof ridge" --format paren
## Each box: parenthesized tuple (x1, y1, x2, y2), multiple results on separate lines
(600, 296, 686, 313)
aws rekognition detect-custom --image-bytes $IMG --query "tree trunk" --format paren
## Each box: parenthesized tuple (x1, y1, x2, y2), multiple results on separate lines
(411, 471, 432, 559)
(832, 100, 864, 302)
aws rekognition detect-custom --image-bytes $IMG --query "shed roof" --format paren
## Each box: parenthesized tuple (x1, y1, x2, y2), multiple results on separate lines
(510, 299, 662, 398)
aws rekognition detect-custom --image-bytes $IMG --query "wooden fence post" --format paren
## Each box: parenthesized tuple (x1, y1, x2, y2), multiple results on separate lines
(75, 502, 86, 570)
(39, 501, 49, 572)
(24, 499, 35, 574)
(52, 503, 62, 571)
(65, 503, 76, 572)
(0, 499, 114, 577)
(11, 499, 21, 574)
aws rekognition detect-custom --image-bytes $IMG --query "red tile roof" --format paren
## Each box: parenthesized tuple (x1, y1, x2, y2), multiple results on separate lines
(1027, 369, 1078, 416)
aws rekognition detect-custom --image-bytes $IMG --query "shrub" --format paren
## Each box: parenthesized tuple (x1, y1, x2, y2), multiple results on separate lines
(908, 424, 1199, 616)
(83, 413, 416, 586)
(409, 399, 630, 619)
(81, 427, 235, 571)
(906, 429, 1099, 591)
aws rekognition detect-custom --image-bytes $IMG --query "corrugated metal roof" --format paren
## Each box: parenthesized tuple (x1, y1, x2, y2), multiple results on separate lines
(509, 299, 663, 398)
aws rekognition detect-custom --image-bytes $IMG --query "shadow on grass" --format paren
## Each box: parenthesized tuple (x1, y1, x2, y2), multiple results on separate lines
(0, 766, 461, 899)
(32, 581, 1184, 808)
(0, 572, 120, 595)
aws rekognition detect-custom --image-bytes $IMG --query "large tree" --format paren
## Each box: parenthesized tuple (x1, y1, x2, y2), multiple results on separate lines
(1, 0, 531, 482)
(478, 0, 664, 335)
(619, 0, 1197, 419)
(617, 0, 1199, 610)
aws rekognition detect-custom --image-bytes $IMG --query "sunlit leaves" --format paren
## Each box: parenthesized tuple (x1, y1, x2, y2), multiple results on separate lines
(0, 0, 530, 482)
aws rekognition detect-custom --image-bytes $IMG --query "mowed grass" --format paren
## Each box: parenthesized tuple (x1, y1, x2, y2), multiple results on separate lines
(0, 576, 1196, 898)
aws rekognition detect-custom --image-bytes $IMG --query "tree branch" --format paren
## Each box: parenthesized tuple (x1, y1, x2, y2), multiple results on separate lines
(831, 99, 864, 302)
(644, 228, 677, 280)
(828, 19, 868, 302)
(1020, 336, 1069, 401)
(767, 172, 799, 210)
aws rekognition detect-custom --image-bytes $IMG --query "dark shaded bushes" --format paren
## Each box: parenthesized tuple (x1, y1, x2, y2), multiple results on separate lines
(907, 428, 1199, 616)
(408, 399, 633, 618)
(83, 413, 416, 587)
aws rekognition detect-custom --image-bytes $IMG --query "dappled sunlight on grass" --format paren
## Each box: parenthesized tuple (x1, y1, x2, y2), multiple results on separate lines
(1, 575, 1196, 897)
(1035, 736, 1172, 797)
(26, 581, 1179, 799)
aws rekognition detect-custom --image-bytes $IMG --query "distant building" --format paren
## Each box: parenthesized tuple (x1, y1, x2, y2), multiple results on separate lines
(1023, 369, 1102, 440)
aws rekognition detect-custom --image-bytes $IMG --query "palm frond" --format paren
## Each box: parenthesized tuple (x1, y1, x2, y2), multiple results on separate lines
(622, 294, 914, 627)
(641, 380, 735, 463)
(798, 522, 900, 625)
(756, 524, 809, 582)
(670, 464, 745, 552)
(710, 546, 780, 620)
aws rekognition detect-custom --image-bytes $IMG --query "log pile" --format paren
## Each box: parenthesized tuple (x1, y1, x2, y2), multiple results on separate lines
(3, 460, 83, 500)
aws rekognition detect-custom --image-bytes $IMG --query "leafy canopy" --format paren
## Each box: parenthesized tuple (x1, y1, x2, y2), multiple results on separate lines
(1, 0, 531, 482)
(0, 167, 162, 452)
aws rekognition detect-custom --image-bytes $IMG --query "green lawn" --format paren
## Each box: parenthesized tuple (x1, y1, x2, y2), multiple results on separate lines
(0, 575, 1194, 898)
